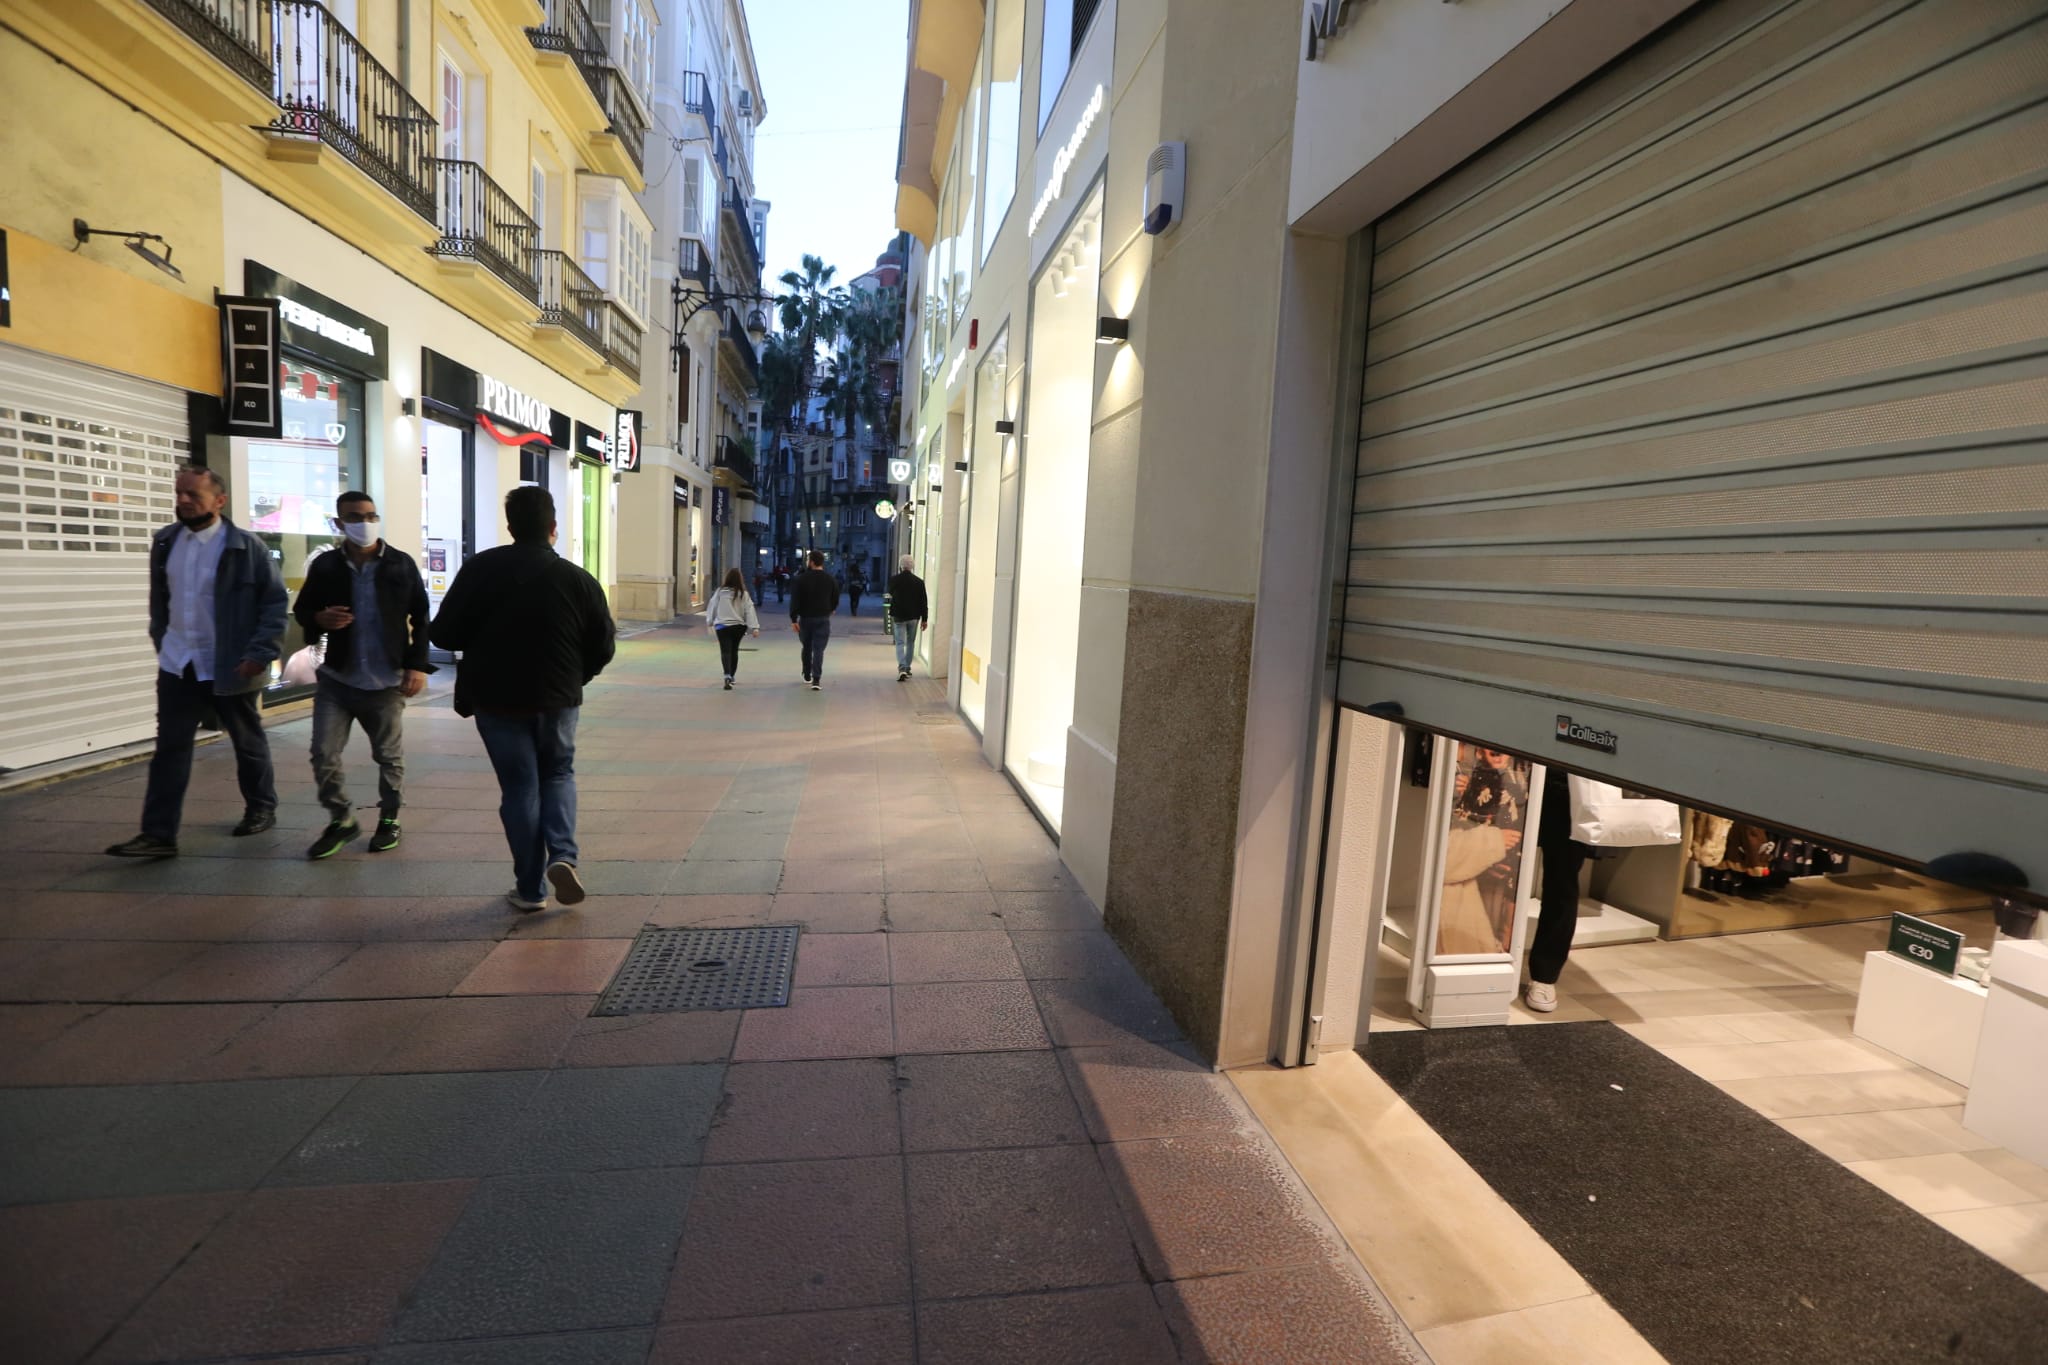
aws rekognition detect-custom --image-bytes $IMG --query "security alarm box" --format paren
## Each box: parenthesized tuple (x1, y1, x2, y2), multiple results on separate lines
(1143, 142, 1185, 236)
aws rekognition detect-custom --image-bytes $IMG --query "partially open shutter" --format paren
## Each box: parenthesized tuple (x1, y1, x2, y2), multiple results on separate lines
(0, 346, 186, 770)
(1339, 0, 2048, 887)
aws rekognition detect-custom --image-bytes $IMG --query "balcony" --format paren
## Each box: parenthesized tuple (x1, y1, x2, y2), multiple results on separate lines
(17, 0, 281, 136)
(604, 302, 643, 382)
(427, 159, 540, 314)
(720, 304, 761, 393)
(524, 0, 643, 186)
(714, 435, 756, 491)
(680, 69, 715, 138)
(586, 65, 649, 184)
(677, 238, 712, 288)
(532, 248, 605, 358)
(721, 176, 760, 281)
(144, 0, 272, 94)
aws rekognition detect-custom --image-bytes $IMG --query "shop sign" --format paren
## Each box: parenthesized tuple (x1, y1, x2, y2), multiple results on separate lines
(712, 486, 730, 526)
(1555, 714, 1619, 755)
(217, 295, 282, 438)
(875, 498, 897, 522)
(479, 373, 554, 438)
(245, 262, 388, 378)
(1887, 912, 1963, 976)
(1029, 84, 1105, 236)
(573, 420, 610, 465)
(615, 409, 642, 473)
(888, 458, 912, 484)
(673, 475, 689, 505)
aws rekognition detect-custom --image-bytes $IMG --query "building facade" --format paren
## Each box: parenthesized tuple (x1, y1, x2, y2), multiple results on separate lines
(615, 0, 769, 621)
(1, 0, 657, 771)
(895, 0, 2048, 1067)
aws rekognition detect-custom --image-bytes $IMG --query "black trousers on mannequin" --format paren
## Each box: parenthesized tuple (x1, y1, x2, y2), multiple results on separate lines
(1529, 838, 1588, 986)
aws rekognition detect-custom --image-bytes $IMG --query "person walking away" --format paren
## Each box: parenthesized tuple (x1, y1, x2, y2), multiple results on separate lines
(887, 555, 929, 681)
(708, 566, 761, 689)
(107, 467, 287, 858)
(848, 573, 865, 617)
(429, 487, 616, 912)
(788, 549, 839, 691)
(292, 491, 431, 858)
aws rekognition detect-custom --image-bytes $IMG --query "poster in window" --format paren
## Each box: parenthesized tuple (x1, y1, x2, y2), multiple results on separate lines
(1434, 743, 1533, 957)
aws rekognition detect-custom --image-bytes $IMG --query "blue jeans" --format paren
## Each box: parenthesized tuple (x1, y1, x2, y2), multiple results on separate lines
(474, 708, 580, 901)
(798, 616, 832, 681)
(894, 620, 918, 674)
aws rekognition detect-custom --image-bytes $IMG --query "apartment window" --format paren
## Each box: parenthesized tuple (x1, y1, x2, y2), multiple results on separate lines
(619, 0, 655, 104)
(1038, 0, 1101, 134)
(579, 177, 654, 324)
(580, 194, 611, 289)
(682, 156, 705, 239)
(677, 343, 692, 425)
(618, 207, 650, 321)
(439, 55, 468, 160)
(981, 0, 1022, 261)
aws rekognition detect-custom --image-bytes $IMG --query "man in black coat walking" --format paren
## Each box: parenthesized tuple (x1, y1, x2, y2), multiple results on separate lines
(291, 491, 432, 859)
(430, 487, 616, 912)
(887, 554, 929, 681)
(787, 549, 840, 691)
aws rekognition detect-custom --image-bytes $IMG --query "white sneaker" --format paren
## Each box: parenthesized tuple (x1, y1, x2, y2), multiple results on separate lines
(810, 681, 821, 691)
(507, 890, 548, 913)
(1525, 980, 1558, 1013)
(546, 860, 587, 906)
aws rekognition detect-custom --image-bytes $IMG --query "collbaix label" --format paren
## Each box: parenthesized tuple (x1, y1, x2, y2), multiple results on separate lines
(1555, 715, 1619, 755)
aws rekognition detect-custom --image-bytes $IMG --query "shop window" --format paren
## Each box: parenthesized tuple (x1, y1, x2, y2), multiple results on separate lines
(954, 56, 982, 319)
(981, 0, 1023, 262)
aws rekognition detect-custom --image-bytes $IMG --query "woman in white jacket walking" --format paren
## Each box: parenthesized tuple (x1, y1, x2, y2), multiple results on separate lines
(708, 567, 760, 689)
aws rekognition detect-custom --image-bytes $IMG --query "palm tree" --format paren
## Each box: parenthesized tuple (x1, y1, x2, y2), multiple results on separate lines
(756, 332, 804, 561)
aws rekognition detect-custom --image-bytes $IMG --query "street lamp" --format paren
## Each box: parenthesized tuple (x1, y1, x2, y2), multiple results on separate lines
(670, 278, 780, 373)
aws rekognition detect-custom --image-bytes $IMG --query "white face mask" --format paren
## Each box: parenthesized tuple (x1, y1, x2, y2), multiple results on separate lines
(339, 521, 379, 548)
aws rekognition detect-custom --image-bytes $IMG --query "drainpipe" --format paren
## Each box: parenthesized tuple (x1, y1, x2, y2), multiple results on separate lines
(397, 0, 412, 91)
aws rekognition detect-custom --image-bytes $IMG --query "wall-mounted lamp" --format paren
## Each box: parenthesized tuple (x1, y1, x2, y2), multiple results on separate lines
(994, 419, 1016, 435)
(1096, 315, 1129, 346)
(399, 397, 417, 417)
(952, 460, 969, 473)
(73, 218, 183, 282)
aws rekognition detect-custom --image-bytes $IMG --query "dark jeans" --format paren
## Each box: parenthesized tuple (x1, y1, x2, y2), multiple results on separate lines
(1528, 838, 1590, 985)
(716, 624, 746, 679)
(474, 708, 581, 902)
(141, 667, 276, 841)
(798, 616, 832, 680)
(311, 675, 405, 821)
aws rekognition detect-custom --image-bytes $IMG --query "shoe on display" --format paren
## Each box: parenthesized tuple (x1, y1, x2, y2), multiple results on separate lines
(1525, 981, 1558, 1013)
(546, 860, 587, 906)
(233, 809, 277, 837)
(507, 890, 548, 912)
(367, 818, 402, 853)
(307, 819, 360, 860)
(105, 833, 178, 859)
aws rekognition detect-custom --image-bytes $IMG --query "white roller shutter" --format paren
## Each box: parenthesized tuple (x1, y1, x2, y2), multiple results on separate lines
(1340, 0, 2048, 888)
(0, 346, 186, 770)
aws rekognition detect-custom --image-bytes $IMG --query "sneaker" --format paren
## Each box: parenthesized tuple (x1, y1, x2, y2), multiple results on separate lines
(801, 673, 812, 684)
(546, 860, 587, 906)
(810, 681, 821, 691)
(507, 890, 548, 913)
(723, 677, 734, 690)
(367, 818, 402, 853)
(105, 833, 177, 858)
(307, 818, 360, 860)
(233, 809, 277, 837)
(1525, 980, 1559, 1013)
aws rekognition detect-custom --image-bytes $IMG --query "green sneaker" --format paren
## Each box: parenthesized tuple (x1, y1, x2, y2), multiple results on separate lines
(367, 818, 402, 853)
(307, 819, 360, 860)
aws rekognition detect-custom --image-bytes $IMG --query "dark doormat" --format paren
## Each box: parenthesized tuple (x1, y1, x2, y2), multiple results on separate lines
(1364, 1022, 2048, 1364)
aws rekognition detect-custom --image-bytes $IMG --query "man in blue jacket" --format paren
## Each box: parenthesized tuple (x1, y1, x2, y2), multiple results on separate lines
(107, 467, 288, 858)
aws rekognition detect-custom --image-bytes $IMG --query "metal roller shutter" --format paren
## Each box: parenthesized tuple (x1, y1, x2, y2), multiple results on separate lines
(0, 346, 187, 770)
(1339, 0, 2048, 888)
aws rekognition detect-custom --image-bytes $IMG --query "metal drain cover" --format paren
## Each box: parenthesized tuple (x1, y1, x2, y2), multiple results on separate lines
(591, 925, 800, 1015)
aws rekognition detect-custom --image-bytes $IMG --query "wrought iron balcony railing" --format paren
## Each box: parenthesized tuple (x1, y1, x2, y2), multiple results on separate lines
(590, 64, 648, 174)
(526, 0, 602, 66)
(428, 159, 540, 300)
(265, 1, 438, 220)
(604, 301, 643, 381)
(678, 238, 712, 287)
(722, 304, 761, 390)
(715, 435, 755, 489)
(722, 176, 760, 279)
(144, 0, 271, 92)
(533, 249, 605, 353)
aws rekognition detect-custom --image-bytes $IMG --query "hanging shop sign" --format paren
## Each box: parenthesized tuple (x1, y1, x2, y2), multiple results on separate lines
(888, 457, 912, 484)
(1555, 714, 1619, 755)
(244, 262, 387, 378)
(217, 295, 282, 438)
(1887, 912, 1964, 977)
(573, 420, 611, 466)
(874, 498, 897, 521)
(614, 409, 642, 473)
(673, 475, 689, 505)
(712, 486, 730, 526)
(0, 230, 11, 327)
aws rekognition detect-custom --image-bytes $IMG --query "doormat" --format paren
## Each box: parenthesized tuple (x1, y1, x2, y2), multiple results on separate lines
(591, 925, 799, 1015)
(1365, 1022, 2048, 1364)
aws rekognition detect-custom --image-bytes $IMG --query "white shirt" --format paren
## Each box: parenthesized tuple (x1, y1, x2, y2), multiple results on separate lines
(158, 518, 228, 679)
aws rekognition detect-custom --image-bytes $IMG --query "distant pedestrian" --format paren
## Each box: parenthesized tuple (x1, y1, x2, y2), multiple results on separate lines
(788, 549, 840, 691)
(848, 573, 865, 616)
(888, 554, 929, 682)
(708, 566, 761, 690)
(292, 492, 432, 859)
(107, 467, 287, 859)
(429, 487, 616, 912)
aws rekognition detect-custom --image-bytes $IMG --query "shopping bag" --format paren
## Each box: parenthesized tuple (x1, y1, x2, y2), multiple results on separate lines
(280, 638, 324, 686)
(1567, 775, 1681, 847)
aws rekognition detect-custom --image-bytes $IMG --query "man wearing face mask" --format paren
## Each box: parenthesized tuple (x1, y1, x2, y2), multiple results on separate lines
(291, 491, 432, 858)
(107, 467, 288, 858)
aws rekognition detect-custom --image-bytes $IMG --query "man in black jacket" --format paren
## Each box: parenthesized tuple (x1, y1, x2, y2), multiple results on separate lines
(430, 486, 616, 911)
(787, 549, 840, 691)
(291, 491, 432, 858)
(887, 554, 929, 682)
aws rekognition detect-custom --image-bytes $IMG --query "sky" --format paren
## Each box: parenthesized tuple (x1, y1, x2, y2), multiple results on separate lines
(745, 0, 909, 302)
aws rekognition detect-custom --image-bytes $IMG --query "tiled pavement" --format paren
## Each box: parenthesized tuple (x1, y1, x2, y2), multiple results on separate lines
(0, 618, 1423, 1365)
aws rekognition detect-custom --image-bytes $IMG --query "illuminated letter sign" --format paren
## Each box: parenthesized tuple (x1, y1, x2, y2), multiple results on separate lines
(1028, 85, 1106, 236)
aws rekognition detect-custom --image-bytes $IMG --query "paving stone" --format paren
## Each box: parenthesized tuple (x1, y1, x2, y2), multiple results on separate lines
(391, 1168, 695, 1342)
(1060, 1040, 1247, 1142)
(1, 1002, 270, 1086)
(270, 1070, 546, 1186)
(733, 986, 893, 1061)
(376, 995, 592, 1072)
(667, 860, 784, 895)
(917, 1284, 1180, 1365)
(1010, 930, 1140, 981)
(897, 1051, 1088, 1151)
(183, 999, 438, 1081)
(666, 1156, 908, 1319)
(992, 891, 1104, 932)
(558, 1009, 740, 1068)
(704, 1059, 899, 1162)
(649, 1306, 912, 1365)
(0, 939, 208, 1001)
(883, 890, 1003, 931)
(1031, 975, 1183, 1047)
(883, 859, 988, 892)
(500, 1063, 725, 1172)
(1103, 1135, 1334, 1281)
(907, 1146, 1141, 1299)
(792, 931, 890, 987)
(454, 939, 633, 995)
(373, 1329, 655, 1364)
(780, 858, 884, 893)
(893, 981, 1050, 1053)
(295, 942, 498, 998)
(888, 930, 1022, 983)
(772, 892, 886, 933)
(96, 1181, 472, 1361)
(1154, 1260, 1422, 1365)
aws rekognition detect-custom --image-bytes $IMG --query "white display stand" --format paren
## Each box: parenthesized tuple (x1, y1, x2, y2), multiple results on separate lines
(1852, 950, 1987, 1085)
(1572, 898, 1661, 947)
(1963, 939, 2048, 1166)
(1422, 962, 1519, 1028)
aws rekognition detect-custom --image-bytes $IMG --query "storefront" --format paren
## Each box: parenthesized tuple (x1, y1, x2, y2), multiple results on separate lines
(957, 326, 1012, 733)
(235, 264, 381, 703)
